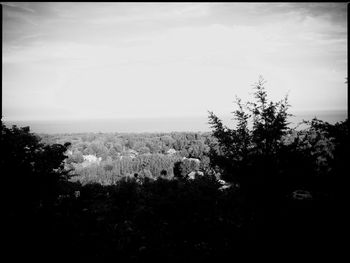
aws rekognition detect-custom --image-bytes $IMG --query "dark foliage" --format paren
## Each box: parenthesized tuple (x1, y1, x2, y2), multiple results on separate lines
(208, 77, 291, 186)
(207, 77, 347, 257)
(1, 77, 347, 260)
(1, 122, 81, 260)
(1, 123, 72, 209)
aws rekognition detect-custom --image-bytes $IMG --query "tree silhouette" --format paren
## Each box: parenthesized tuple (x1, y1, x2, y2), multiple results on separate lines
(208, 76, 291, 190)
(1, 122, 71, 210)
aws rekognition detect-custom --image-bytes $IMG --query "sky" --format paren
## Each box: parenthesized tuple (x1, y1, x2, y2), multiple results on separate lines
(2, 2, 348, 121)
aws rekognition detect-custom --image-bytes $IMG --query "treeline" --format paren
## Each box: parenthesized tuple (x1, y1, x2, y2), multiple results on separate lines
(71, 154, 181, 185)
(40, 131, 211, 158)
(39, 132, 212, 184)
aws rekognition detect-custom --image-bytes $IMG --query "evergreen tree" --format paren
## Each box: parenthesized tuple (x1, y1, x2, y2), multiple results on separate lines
(208, 77, 291, 185)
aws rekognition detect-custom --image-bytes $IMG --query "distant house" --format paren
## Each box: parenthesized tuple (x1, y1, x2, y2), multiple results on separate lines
(187, 171, 204, 180)
(217, 179, 233, 191)
(167, 148, 177, 155)
(218, 184, 232, 191)
(120, 149, 138, 159)
(291, 190, 313, 200)
(126, 149, 138, 159)
(83, 154, 102, 163)
(81, 154, 102, 167)
(182, 157, 200, 164)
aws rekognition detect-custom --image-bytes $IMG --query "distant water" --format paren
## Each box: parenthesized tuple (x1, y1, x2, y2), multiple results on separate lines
(3, 110, 347, 134)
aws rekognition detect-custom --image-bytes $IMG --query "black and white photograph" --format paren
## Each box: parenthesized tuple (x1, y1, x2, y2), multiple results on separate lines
(1, 2, 348, 261)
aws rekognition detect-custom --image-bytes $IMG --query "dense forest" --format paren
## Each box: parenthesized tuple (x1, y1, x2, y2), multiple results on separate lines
(39, 130, 212, 185)
(2, 78, 348, 261)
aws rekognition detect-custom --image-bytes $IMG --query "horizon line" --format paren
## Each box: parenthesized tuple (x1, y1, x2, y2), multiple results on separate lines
(2, 108, 348, 123)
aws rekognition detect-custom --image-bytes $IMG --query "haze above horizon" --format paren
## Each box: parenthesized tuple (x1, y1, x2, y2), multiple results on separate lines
(2, 3, 347, 122)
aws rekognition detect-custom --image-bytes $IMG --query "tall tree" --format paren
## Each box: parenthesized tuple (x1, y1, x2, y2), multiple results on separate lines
(208, 77, 291, 184)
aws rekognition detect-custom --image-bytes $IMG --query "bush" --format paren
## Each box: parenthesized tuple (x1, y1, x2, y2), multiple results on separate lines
(1, 122, 71, 210)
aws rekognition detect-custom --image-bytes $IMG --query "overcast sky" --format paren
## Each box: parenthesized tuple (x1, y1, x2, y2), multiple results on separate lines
(2, 2, 347, 121)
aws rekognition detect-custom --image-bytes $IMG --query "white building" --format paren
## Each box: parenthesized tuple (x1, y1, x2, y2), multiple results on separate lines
(167, 148, 177, 155)
(81, 154, 102, 167)
(187, 171, 204, 179)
